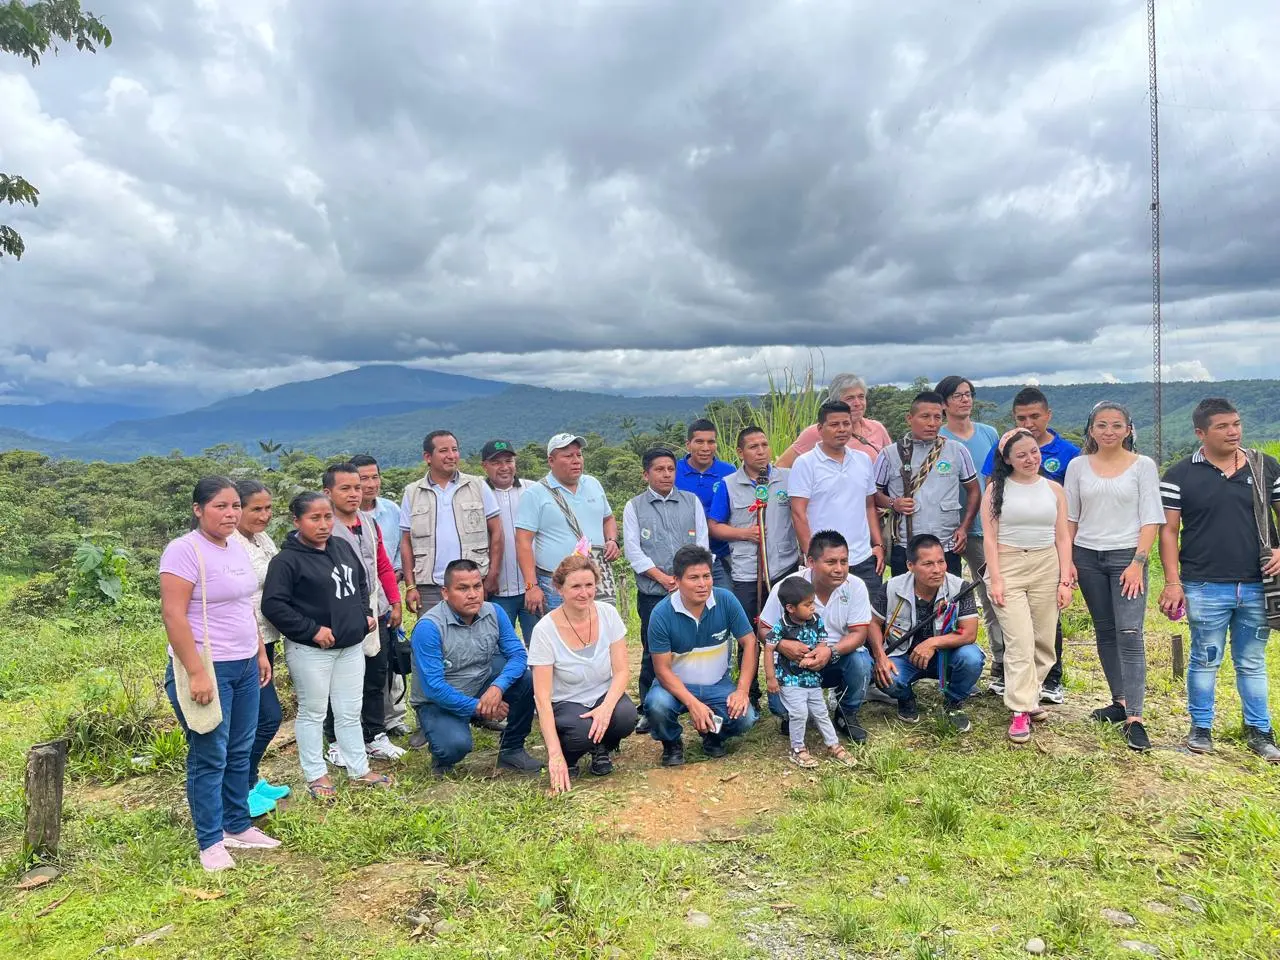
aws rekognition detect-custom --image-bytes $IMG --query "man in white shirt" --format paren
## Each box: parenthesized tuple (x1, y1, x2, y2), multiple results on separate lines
(480, 439, 538, 644)
(758, 530, 874, 744)
(789, 400, 886, 606)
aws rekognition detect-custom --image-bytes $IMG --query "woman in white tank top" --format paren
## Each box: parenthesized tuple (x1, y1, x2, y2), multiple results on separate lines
(982, 429, 1075, 745)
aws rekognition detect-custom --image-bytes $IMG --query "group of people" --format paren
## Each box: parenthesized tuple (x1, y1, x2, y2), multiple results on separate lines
(158, 373, 1280, 872)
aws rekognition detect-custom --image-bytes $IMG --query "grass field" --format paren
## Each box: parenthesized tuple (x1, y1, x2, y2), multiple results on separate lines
(2, 562, 1279, 959)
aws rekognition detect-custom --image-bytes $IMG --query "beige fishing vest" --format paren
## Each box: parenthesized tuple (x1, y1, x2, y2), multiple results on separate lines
(401, 471, 490, 585)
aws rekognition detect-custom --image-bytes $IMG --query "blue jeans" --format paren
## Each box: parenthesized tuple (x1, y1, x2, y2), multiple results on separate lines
(536, 572, 564, 613)
(165, 656, 260, 850)
(643, 671, 758, 743)
(877, 643, 985, 707)
(249, 643, 282, 783)
(767, 648, 873, 718)
(491, 593, 539, 644)
(712, 556, 731, 589)
(1185, 581, 1272, 731)
(414, 657, 536, 769)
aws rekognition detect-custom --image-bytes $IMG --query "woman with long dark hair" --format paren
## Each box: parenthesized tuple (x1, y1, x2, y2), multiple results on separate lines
(160, 477, 279, 872)
(982, 431, 1074, 744)
(1065, 402, 1164, 751)
(261, 492, 392, 799)
(231, 479, 291, 812)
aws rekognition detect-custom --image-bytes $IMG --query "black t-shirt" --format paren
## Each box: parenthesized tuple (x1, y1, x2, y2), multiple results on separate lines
(1161, 450, 1280, 583)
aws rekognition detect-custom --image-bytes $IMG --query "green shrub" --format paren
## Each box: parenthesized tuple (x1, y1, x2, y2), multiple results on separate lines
(3, 571, 67, 618)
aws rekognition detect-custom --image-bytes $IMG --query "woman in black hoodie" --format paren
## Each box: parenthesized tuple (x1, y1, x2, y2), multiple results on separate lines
(262, 492, 392, 798)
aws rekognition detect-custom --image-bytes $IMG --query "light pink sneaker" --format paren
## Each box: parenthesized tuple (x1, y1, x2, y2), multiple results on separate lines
(1007, 712, 1032, 744)
(223, 827, 281, 850)
(199, 842, 236, 872)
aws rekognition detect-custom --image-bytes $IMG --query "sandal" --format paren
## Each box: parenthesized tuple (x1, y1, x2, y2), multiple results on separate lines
(352, 773, 394, 789)
(307, 779, 337, 802)
(789, 747, 819, 769)
(826, 744, 857, 767)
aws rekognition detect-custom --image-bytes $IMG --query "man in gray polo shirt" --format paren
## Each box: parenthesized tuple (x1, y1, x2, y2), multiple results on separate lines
(874, 391, 980, 578)
(707, 426, 801, 710)
(622, 447, 709, 729)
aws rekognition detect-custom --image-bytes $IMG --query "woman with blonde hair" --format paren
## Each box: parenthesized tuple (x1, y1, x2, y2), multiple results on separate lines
(982, 430, 1075, 744)
(529, 553, 638, 794)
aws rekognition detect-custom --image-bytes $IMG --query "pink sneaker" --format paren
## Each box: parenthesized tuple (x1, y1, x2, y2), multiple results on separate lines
(1007, 712, 1032, 744)
(199, 842, 236, 872)
(223, 827, 281, 850)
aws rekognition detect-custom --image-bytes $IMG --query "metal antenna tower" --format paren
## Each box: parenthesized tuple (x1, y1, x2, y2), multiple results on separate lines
(1148, 0, 1163, 462)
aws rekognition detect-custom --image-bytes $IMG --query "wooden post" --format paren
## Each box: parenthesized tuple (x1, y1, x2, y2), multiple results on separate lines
(1171, 634, 1185, 681)
(24, 739, 68, 859)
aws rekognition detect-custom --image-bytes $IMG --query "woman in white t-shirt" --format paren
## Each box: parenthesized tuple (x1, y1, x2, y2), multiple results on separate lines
(529, 554, 638, 794)
(1064, 402, 1164, 752)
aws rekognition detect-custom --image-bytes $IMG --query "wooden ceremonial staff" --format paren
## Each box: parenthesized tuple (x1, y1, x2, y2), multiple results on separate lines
(752, 470, 771, 616)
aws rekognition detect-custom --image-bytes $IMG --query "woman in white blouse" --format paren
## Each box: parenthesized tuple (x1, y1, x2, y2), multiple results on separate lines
(232, 480, 292, 813)
(529, 554, 638, 794)
(1064, 403, 1164, 752)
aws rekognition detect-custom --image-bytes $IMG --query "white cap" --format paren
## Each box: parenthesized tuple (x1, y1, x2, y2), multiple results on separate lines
(546, 433, 587, 455)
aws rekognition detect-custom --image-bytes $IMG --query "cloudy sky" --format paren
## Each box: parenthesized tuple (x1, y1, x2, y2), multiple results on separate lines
(3, 0, 1279, 408)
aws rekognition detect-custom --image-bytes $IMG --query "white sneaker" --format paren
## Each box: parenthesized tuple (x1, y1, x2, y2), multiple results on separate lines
(326, 743, 345, 767)
(366, 733, 407, 761)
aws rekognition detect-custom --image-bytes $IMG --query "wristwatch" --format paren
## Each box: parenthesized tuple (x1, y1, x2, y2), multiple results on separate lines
(525, 580, 538, 591)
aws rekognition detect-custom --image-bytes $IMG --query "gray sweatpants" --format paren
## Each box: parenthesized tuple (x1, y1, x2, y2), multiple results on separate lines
(779, 685, 838, 751)
(965, 534, 1004, 666)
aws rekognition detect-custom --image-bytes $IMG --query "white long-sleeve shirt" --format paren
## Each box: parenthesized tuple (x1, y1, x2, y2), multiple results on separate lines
(622, 488, 709, 576)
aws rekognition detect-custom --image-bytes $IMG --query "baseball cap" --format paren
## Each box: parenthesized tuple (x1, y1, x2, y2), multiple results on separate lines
(480, 439, 516, 462)
(546, 433, 587, 455)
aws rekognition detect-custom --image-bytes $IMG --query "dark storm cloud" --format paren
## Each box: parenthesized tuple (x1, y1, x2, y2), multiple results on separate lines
(2, 0, 1277, 406)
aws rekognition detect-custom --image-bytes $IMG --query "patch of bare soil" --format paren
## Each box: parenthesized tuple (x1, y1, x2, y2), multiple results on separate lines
(327, 860, 460, 926)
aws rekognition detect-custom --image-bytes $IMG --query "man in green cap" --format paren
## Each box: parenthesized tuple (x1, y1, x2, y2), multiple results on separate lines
(480, 439, 537, 643)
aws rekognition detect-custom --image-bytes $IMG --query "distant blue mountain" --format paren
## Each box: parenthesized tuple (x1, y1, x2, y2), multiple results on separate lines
(0, 402, 167, 441)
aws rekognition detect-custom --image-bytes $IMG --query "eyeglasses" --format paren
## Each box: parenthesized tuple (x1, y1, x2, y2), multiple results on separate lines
(951, 391, 973, 400)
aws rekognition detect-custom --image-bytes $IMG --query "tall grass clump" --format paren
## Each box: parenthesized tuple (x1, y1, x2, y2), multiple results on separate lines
(706, 363, 826, 464)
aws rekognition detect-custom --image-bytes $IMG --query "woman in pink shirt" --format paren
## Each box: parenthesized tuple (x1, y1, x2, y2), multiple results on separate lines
(160, 478, 280, 872)
(777, 373, 891, 466)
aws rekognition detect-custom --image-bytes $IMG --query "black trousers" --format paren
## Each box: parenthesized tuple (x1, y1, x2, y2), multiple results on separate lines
(636, 591, 664, 711)
(325, 616, 390, 744)
(552, 694, 639, 765)
(848, 555, 887, 610)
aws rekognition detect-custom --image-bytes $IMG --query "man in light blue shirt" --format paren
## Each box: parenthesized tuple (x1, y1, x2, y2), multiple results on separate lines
(934, 376, 1003, 694)
(514, 433, 619, 615)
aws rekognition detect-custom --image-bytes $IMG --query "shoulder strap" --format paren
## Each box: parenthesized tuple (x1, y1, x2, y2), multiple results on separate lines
(539, 479, 585, 540)
(1245, 449, 1275, 551)
(194, 537, 210, 652)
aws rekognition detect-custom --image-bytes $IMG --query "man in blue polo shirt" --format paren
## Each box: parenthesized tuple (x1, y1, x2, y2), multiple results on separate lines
(645, 545, 759, 766)
(676, 419, 738, 589)
(980, 386, 1080, 703)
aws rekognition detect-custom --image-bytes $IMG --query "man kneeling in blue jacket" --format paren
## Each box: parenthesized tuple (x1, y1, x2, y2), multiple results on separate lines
(410, 559, 543, 775)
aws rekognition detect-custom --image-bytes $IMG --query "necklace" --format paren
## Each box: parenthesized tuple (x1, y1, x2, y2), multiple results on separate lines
(1208, 449, 1241, 476)
(561, 607, 597, 648)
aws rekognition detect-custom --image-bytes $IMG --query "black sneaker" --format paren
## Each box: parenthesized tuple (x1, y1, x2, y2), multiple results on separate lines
(897, 696, 920, 724)
(497, 748, 543, 773)
(1091, 702, 1127, 725)
(702, 734, 728, 759)
(589, 748, 614, 776)
(778, 717, 790, 738)
(635, 715, 651, 735)
(473, 716, 508, 733)
(833, 710, 868, 745)
(1039, 684, 1065, 705)
(1124, 721, 1152, 752)
(942, 703, 972, 734)
(1245, 726, 1280, 763)
(1186, 725, 1214, 754)
(660, 739, 685, 767)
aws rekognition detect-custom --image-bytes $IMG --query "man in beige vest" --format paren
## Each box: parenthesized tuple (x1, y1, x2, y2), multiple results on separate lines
(400, 430, 502, 614)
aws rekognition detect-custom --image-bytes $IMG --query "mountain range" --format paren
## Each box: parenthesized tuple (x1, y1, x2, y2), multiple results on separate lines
(1, 365, 1277, 465)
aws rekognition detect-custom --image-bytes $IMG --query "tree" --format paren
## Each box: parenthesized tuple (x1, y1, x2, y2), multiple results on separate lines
(1, 0, 111, 260)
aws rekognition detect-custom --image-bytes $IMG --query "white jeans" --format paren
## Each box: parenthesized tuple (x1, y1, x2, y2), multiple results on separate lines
(284, 640, 369, 781)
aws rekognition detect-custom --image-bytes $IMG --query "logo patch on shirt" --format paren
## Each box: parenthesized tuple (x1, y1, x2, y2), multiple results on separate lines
(775, 490, 790, 504)
(936, 460, 953, 476)
(640, 527, 652, 540)
(1043, 457, 1061, 475)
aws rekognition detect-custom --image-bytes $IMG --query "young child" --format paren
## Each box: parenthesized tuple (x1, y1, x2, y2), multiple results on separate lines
(765, 577, 856, 768)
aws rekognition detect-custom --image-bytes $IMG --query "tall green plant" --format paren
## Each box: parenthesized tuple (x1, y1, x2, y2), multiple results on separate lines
(70, 535, 129, 605)
(704, 366, 825, 465)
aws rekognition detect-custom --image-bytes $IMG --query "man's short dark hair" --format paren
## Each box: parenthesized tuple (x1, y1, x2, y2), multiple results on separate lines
(1012, 387, 1049, 411)
(322, 461, 359, 490)
(1192, 397, 1238, 432)
(909, 391, 945, 413)
(423, 430, 456, 455)
(906, 533, 945, 564)
(737, 425, 767, 449)
(807, 529, 849, 560)
(349, 454, 379, 471)
(686, 418, 717, 440)
(817, 400, 852, 426)
(778, 576, 816, 610)
(672, 544, 715, 579)
(642, 447, 678, 471)
(443, 558, 481, 586)
(934, 376, 974, 402)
